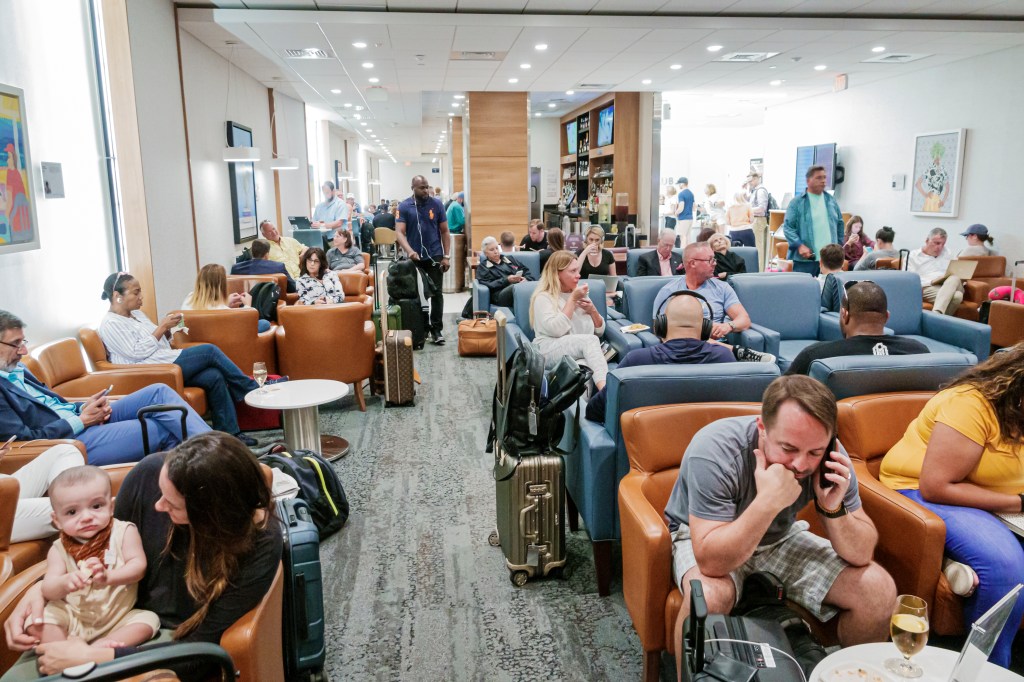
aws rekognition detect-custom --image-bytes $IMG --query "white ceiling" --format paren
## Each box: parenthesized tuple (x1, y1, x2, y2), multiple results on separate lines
(177, 4, 1024, 162)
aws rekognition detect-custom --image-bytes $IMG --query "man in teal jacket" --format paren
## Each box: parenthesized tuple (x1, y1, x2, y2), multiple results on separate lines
(783, 165, 844, 276)
(446, 192, 465, 234)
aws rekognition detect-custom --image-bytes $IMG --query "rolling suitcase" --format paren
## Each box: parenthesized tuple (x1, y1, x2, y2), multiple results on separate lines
(379, 299, 416, 407)
(487, 311, 566, 586)
(372, 304, 402, 343)
(396, 297, 427, 350)
(278, 497, 327, 682)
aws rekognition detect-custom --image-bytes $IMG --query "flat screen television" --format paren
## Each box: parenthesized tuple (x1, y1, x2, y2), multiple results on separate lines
(794, 143, 837, 195)
(565, 120, 577, 153)
(596, 105, 614, 148)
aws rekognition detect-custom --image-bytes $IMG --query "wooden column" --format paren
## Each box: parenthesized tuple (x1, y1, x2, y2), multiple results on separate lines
(450, 116, 464, 194)
(465, 93, 528, 249)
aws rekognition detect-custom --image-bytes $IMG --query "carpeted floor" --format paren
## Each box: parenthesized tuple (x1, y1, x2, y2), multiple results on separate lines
(256, 313, 646, 681)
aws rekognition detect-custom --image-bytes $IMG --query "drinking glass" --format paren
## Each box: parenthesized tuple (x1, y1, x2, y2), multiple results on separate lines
(253, 362, 268, 394)
(886, 594, 929, 678)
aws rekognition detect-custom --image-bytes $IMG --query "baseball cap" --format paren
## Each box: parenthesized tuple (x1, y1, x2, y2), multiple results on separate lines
(747, 171, 761, 179)
(960, 223, 989, 237)
(677, 176, 688, 185)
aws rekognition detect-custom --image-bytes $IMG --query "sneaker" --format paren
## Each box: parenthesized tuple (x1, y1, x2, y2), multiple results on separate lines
(266, 375, 290, 385)
(236, 433, 259, 448)
(943, 558, 979, 597)
(734, 346, 777, 364)
(430, 330, 446, 345)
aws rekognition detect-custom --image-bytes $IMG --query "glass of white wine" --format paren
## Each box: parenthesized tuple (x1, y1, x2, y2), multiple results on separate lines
(253, 362, 268, 394)
(886, 594, 929, 678)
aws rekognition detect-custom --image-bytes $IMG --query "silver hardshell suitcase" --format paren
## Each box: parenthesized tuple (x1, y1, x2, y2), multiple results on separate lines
(487, 311, 567, 586)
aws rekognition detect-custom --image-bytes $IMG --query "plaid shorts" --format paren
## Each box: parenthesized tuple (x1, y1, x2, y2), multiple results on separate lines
(671, 520, 848, 622)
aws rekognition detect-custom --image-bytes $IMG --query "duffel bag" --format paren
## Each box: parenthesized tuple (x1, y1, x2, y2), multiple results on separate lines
(458, 312, 497, 357)
(260, 449, 349, 538)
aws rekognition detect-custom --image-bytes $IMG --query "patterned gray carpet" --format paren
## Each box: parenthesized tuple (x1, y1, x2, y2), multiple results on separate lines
(259, 314, 645, 681)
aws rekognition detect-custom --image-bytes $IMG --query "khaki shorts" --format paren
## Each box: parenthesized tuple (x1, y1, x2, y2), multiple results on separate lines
(43, 602, 161, 643)
(671, 520, 848, 621)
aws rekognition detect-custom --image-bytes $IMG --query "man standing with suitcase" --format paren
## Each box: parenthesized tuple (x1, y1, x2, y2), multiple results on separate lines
(396, 175, 451, 345)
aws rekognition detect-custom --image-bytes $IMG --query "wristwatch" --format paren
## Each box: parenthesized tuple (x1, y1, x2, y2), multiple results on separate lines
(815, 499, 848, 519)
(727, 321, 737, 332)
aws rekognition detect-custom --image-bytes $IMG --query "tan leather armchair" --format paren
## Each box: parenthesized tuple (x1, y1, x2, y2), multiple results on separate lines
(836, 391, 965, 635)
(947, 256, 1010, 321)
(78, 328, 207, 417)
(337, 271, 372, 305)
(275, 304, 375, 411)
(989, 301, 1024, 350)
(169, 308, 277, 375)
(227, 272, 297, 306)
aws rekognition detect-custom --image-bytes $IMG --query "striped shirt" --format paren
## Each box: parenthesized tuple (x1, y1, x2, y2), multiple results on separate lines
(98, 311, 181, 365)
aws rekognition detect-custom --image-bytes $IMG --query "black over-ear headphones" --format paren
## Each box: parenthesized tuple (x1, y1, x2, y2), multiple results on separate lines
(653, 289, 714, 341)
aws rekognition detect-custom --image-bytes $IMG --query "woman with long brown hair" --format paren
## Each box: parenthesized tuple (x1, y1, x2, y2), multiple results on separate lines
(182, 264, 271, 332)
(3, 432, 282, 680)
(880, 343, 1024, 668)
(842, 215, 873, 269)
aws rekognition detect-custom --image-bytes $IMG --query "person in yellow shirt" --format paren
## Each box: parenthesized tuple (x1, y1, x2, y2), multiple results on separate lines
(880, 343, 1024, 668)
(259, 220, 307, 279)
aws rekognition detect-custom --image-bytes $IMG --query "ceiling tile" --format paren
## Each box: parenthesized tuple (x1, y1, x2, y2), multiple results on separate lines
(522, 0, 599, 11)
(453, 24, 523, 51)
(456, 0, 528, 10)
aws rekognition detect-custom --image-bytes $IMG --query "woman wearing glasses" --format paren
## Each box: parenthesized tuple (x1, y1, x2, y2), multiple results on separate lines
(296, 247, 344, 306)
(96, 272, 262, 447)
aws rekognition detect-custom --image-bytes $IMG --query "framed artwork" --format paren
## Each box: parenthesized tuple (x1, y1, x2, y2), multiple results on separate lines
(226, 121, 258, 243)
(910, 128, 966, 217)
(0, 84, 40, 254)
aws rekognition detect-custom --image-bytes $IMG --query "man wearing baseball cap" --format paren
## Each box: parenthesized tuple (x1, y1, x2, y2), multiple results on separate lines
(675, 177, 695, 243)
(958, 223, 997, 257)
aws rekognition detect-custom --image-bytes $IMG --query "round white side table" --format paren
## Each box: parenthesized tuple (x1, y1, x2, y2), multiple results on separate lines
(245, 379, 350, 459)
(811, 642, 1023, 681)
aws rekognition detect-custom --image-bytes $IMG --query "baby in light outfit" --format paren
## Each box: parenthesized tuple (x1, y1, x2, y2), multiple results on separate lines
(28, 465, 159, 648)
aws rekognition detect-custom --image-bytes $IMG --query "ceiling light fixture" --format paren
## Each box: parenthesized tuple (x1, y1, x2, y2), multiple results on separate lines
(769, 79, 783, 86)
(330, 88, 341, 94)
(368, 77, 379, 83)
(360, 122, 367, 126)
(641, 79, 652, 85)
(548, 103, 556, 108)
(362, 62, 374, 68)
(707, 45, 723, 52)
(670, 64, 682, 70)
(508, 78, 518, 83)
(343, 102, 353, 107)
(872, 46, 886, 53)
(448, 112, 455, 116)
(535, 43, 548, 51)
(355, 106, 364, 111)
(453, 94, 465, 99)
(565, 89, 574, 95)
(534, 112, 541, 117)
(520, 63, 531, 69)
(353, 114, 362, 120)
(814, 64, 827, 71)
(352, 42, 366, 48)
(452, 102, 460, 107)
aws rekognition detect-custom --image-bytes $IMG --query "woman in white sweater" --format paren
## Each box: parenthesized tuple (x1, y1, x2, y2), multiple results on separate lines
(529, 250, 608, 390)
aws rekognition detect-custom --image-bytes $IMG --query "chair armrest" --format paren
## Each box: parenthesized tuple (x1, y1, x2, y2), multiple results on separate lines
(503, 323, 526, 363)
(745, 323, 780, 355)
(963, 280, 992, 303)
(605, 322, 642, 358)
(220, 564, 284, 682)
(619, 475, 673, 653)
(0, 479, 19, 552)
(920, 311, 991, 360)
(0, 440, 86, 476)
(55, 366, 186, 399)
(854, 462, 945, 609)
(607, 309, 625, 321)
(0, 561, 47, 674)
(473, 283, 492, 313)
(818, 312, 842, 342)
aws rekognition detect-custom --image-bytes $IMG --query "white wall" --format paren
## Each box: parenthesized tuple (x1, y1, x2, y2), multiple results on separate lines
(529, 116, 560, 205)
(0, 0, 116, 342)
(273, 90, 311, 223)
(661, 123, 765, 211)
(127, 0, 197, 314)
(762, 46, 1024, 268)
(179, 30, 277, 267)
(379, 162, 437, 202)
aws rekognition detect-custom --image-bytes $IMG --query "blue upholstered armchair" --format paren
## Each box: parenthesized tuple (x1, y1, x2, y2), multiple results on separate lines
(730, 246, 760, 274)
(473, 250, 542, 313)
(807, 352, 976, 399)
(570, 362, 780, 596)
(625, 248, 683, 278)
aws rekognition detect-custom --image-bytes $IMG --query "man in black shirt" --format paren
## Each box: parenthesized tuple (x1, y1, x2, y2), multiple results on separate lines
(519, 219, 548, 251)
(787, 280, 929, 375)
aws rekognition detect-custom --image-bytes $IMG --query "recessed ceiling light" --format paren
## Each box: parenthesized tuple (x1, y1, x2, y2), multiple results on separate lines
(343, 102, 352, 107)
(769, 79, 783, 86)
(641, 79, 652, 85)
(368, 77, 379, 83)
(768, 66, 777, 70)
(452, 102, 460, 108)
(707, 45, 723, 52)
(330, 88, 341, 94)
(371, 134, 377, 138)
(353, 113, 362, 119)
(670, 64, 682, 70)
(565, 89, 574, 95)
(361, 62, 374, 69)
(359, 122, 367, 126)
(535, 43, 548, 51)
(453, 94, 465, 100)
(520, 63, 531, 69)
(814, 64, 827, 71)
(548, 102, 556, 108)
(508, 78, 518, 83)
(355, 106, 364, 111)
(352, 42, 366, 48)
(872, 46, 886, 53)
(448, 112, 455, 116)
(534, 112, 542, 117)
(366, 129, 373, 133)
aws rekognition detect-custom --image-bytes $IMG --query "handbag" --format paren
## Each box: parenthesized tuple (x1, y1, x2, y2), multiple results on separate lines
(457, 311, 497, 357)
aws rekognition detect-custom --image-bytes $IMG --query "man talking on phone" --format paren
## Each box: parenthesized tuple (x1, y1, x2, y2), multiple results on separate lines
(396, 175, 451, 345)
(0, 311, 210, 466)
(664, 375, 896, 678)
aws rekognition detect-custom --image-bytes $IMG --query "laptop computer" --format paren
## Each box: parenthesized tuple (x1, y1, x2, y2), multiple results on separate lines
(288, 216, 312, 230)
(995, 511, 1024, 536)
(931, 259, 978, 286)
(948, 583, 1022, 682)
(588, 274, 620, 292)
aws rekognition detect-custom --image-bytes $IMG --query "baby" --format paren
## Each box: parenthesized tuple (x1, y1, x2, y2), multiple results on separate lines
(28, 465, 159, 648)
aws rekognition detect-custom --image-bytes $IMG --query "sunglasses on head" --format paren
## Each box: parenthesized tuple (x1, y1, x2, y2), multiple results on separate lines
(843, 279, 875, 291)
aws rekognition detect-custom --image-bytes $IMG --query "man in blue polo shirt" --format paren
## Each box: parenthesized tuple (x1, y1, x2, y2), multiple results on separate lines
(676, 177, 695, 242)
(396, 175, 451, 345)
(652, 242, 752, 340)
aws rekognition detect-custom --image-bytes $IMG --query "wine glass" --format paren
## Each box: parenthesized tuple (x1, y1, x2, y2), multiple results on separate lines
(252, 362, 268, 394)
(886, 594, 929, 678)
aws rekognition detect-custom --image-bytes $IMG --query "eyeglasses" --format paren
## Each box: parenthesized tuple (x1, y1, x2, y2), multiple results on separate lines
(0, 338, 28, 350)
(844, 279, 875, 291)
(690, 257, 716, 265)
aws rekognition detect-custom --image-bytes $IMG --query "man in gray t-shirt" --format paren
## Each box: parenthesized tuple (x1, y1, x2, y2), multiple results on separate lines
(664, 376, 895, 666)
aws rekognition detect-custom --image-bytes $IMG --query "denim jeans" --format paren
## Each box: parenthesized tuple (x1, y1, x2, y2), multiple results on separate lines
(174, 344, 258, 435)
(257, 318, 271, 333)
(900, 489, 1024, 668)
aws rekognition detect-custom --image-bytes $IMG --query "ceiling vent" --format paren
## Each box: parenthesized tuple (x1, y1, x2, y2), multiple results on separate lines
(715, 52, 780, 63)
(285, 48, 333, 60)
(365, 86, 389, 102)
(576, 83, 615, 90)
(861, 53, 931, 64)
(450, 51, 506, 61)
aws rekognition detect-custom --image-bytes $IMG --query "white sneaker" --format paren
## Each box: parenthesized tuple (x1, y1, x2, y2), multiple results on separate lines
(734, 346, 777, 364)
(943, 558, 979, 597)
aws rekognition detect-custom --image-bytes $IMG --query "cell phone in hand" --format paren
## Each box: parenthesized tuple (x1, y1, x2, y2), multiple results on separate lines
(3, 434, 16, 448)
(99, 384, 114, 398)
(818, 436, 838, 490)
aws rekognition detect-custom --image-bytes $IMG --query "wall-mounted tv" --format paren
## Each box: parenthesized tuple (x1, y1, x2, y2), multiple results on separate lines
(794, 142, 838, 196)
(565, 120, 577, 153)
(596, 104, 614, 148)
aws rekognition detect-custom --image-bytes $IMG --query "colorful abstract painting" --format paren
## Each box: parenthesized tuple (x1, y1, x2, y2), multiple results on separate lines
(0, 84, 39, 254)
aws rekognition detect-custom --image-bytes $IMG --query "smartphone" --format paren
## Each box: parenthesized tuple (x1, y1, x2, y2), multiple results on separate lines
(3, 434, 15, 448)
(818, 436, 838, 489)
(99, 384, 114, 398)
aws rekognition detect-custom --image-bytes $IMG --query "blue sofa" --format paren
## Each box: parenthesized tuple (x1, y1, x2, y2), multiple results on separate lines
(291, 228, 331, 250)
(571, 362, 781, 595)
(730, 246, 759, 274)
(625, 248, 683, 278)
(473, 250, 542, 313)
(807, 352, 976, 399)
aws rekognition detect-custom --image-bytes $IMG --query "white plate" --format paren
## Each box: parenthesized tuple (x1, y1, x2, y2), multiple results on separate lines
(819, 661, 890, 682)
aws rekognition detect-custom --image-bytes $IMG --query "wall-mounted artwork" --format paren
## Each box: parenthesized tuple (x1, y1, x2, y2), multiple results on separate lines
(227, 121, 258, 243)
(0, 84, 40, 254)
(911, 129, 966, 218)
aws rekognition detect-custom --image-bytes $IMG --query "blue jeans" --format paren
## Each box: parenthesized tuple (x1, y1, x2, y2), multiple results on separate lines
(174, 344, 258, 435)
(900, 489, 1024, 668)
(77, 384, 210, 465)
(257, 318, 270, 333)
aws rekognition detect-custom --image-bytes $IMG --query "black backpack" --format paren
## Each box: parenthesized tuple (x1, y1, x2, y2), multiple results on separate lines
(360, 220, 375, 255)
(260, 449, 349, 538)
(756, 185, 778, 211)
(249, 281, 281, 323)
(235, 247, 252, 264)
(387, 259, 420, 300)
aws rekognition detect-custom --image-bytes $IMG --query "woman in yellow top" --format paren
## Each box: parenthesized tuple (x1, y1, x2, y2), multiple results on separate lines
(880, 344, 1024, 668)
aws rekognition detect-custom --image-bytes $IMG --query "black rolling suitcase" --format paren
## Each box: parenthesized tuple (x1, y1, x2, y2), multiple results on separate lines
(36, 642, 234, 681)
(395, 298, 427, 350)
(278, 497, 328, 682)
(137, 404, 189, 455)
